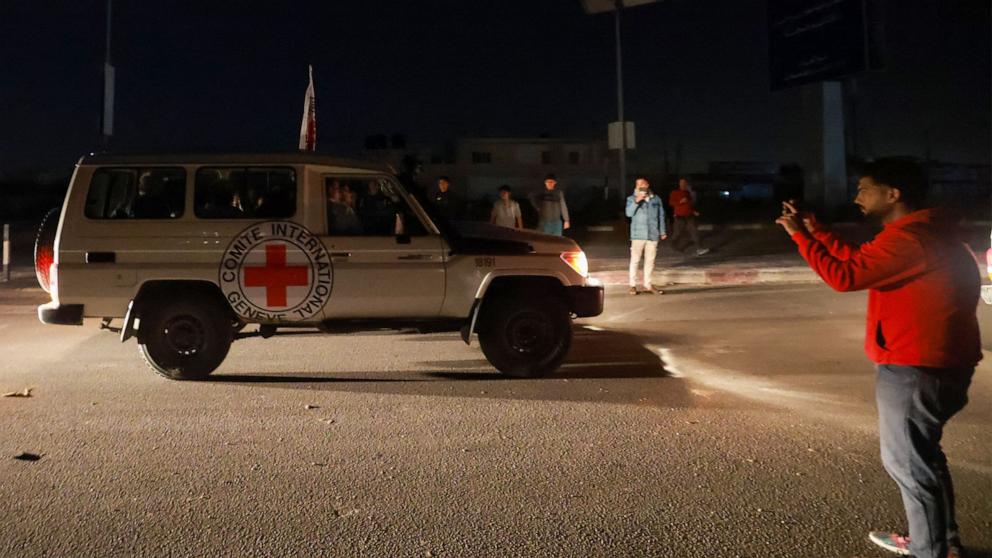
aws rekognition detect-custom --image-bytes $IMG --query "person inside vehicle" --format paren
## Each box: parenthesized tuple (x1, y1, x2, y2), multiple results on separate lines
(327, 180, 362, 235)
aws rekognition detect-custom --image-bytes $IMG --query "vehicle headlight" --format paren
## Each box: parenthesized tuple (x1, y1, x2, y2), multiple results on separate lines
(560, 250, 588, 278)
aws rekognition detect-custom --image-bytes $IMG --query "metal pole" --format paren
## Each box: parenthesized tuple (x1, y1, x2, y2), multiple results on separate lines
(101, 0, 113, 149)
(105, 0, 112, 58)
(614, 0, 627, 206)
(3, 224, 10, 282)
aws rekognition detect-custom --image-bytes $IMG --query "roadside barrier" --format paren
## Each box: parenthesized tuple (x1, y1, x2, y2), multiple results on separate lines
(3, 224, 9, 282)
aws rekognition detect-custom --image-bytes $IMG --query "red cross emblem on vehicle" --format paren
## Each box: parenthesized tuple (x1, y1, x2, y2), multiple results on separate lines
(243, 244, 309, 307)
(219, 222, 333, 322)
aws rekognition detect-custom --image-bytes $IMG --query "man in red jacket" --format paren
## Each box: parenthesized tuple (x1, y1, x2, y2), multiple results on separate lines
(776, 159, 980, 558)
(668, 178, 709, 256)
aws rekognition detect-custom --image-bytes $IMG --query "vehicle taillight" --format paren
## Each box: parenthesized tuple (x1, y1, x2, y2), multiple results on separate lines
(560, 251, 588, 278)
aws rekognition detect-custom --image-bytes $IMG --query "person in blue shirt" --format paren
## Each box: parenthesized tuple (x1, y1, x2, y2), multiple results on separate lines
(625, 176, 668, 294)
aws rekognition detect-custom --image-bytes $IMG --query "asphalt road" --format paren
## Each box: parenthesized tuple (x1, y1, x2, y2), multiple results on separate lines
(1, 280, 989, 558)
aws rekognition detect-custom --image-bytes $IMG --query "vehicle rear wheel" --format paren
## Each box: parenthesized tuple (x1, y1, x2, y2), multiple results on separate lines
(478, 293, 572, 378)
(34, 207, 60, 292)
(138, 294, 233, 380)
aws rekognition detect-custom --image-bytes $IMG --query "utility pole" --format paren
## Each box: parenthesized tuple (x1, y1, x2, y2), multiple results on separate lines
(100, 0, 115, 150)
(580, 0, 658, 208)
(614, 0, 627, 203)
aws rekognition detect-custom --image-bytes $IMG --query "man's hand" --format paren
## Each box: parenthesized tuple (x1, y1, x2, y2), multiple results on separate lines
(775, 213, 804, 235)
(563, 220, 570, 230)
(693, 211, 700, 217)
(635, 190, 647, 203)
(782, 200, 818, 233)
(660, 234, 668, 241)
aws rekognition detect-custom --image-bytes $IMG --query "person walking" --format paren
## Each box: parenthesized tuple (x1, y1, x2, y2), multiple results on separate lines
(776, 158, 980, 558)
(668, 177, 708, 256)
(490, 185, 523, 229)
(625, 176, 667, 295)
(531, 174, 570, 235)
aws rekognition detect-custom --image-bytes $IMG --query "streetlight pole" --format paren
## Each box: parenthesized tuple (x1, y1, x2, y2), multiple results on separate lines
(100, 0, 114, 150)
(581, 0, 658, 206)
(614, 0, 627, 204)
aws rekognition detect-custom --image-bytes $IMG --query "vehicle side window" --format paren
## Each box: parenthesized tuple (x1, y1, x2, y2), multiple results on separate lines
(194, 167, 296, 219)
(324, 177, 427, 236)
(85, 167, 185, 219)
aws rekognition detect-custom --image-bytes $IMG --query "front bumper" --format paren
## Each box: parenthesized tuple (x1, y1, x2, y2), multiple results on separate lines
(38, 301, 84, 326)
(567, 284, 604, 318)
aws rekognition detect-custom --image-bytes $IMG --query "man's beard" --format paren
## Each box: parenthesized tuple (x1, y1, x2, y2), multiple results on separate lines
(858, 205, 883, 224)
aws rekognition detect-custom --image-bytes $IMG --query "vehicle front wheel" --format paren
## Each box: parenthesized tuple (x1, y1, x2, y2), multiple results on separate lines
(478, 294, 572, 378)
(138, 294, 233, 380)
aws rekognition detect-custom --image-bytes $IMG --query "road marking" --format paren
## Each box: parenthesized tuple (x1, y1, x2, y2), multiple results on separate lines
(604, 305, 655, 323)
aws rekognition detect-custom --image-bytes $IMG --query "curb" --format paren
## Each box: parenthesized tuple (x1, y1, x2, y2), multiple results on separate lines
(586, 221, 992, 233)
(591, 266, 820, 286)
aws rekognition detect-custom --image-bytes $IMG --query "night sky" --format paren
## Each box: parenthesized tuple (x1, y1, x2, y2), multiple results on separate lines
(2, 0, 989, 176)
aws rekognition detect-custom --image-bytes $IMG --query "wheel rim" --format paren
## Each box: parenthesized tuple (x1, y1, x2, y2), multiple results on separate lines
(162, 315, 206, 357)
(506, 310, 553, 356)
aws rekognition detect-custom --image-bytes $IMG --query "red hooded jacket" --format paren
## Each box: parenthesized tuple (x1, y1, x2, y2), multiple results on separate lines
(669, 189, 696, 217)
(791, 208, 982, 369)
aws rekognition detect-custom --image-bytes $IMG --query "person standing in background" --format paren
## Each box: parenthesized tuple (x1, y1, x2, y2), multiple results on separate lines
(491, 185, 523, 229)
(531, 174, 570, 236)
(669, 177, 708, 256)
(625, 177, 667, 295)
(432, 176, 460, 220)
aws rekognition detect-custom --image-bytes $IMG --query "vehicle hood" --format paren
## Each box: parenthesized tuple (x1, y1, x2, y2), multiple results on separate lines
(448, 221, 579, 255)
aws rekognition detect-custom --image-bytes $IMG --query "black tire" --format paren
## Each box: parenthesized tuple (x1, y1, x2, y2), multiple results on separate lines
(137, 294, 233, 380)
(34, 207, 60, 292)
(478, 293, 572, 378)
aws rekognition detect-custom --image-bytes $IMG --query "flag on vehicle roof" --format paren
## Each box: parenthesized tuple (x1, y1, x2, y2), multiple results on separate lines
(298, 65, 316, 152)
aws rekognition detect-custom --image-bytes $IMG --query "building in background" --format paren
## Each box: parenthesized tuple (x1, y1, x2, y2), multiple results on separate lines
(687, 161, 778, 204)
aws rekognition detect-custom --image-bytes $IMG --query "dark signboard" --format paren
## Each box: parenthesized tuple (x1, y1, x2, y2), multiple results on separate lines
(767, 0, 882, 90)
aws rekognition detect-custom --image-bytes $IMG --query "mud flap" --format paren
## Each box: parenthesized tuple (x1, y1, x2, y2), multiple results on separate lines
(460, 298, 482, 346)
(120, 300, 137, 343)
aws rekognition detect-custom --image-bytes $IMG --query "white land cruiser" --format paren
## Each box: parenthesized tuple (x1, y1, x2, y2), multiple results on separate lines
(36, 153, 603, 380)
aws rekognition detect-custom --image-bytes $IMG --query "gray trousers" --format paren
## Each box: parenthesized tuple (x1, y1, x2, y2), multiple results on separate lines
(875, 364, 972, 558)
(671, 216, 700, 252)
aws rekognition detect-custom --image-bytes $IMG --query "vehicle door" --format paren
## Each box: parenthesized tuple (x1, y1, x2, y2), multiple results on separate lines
(319, 175, 446, 318)
(58, 166, 188, 315)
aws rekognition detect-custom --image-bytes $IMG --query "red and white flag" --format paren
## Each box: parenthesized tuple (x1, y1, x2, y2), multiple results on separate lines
(298, 65, 316, 151)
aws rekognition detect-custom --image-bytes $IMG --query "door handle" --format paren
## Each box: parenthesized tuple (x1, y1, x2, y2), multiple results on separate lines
(330, 252, 351, 259)
(86, 251, 116, 263)
(397, 254, 433, 261)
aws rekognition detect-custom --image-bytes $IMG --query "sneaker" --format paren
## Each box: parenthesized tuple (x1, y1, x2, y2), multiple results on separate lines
(868, 532, 911, 556)
(628, 287, 638, 295)
(695, 248, 710, 256)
